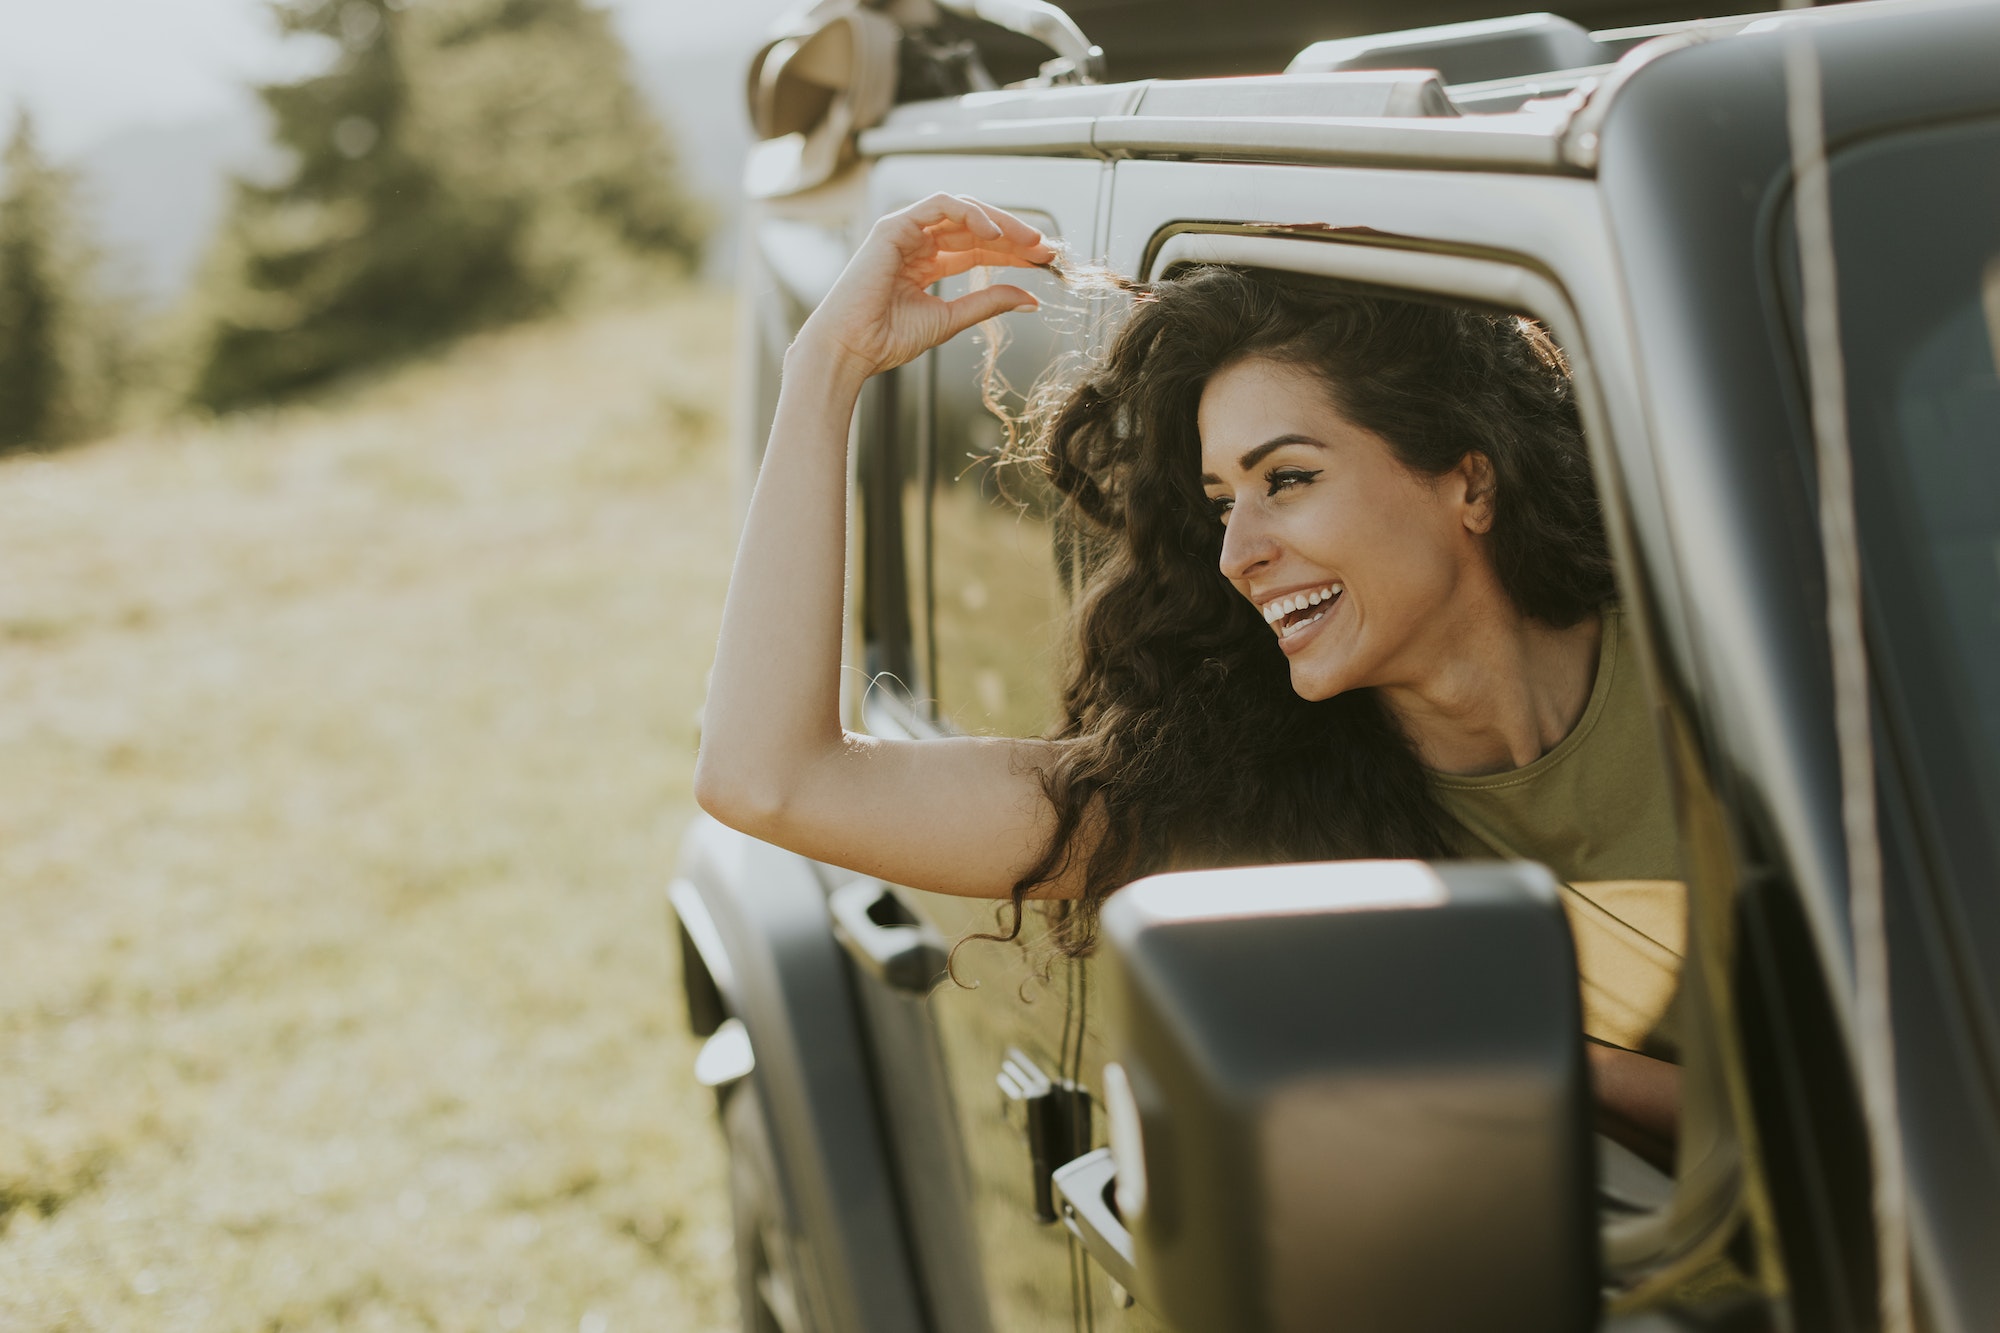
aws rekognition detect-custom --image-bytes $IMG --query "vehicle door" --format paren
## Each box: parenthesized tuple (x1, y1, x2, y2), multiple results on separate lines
(836, 154, 1110, 1333)
(1053, 155, 1758, 1329)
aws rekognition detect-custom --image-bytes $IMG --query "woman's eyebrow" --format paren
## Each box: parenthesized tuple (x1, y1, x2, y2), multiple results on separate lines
(1236, 434, 1326, 473)
(1201, 434, 1328, 485)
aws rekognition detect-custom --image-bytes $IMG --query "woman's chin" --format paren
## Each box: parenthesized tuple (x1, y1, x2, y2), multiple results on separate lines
(1285, 654, 1356, 703)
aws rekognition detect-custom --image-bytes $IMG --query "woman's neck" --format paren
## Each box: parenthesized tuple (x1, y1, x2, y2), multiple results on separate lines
(1378, 603, 1604, 777)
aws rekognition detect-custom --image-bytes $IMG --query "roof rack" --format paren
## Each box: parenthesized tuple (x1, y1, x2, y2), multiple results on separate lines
(1287, 12, 1612, 85)
(1288, 10, 1768, 114)
(934, 0, 1106, 84)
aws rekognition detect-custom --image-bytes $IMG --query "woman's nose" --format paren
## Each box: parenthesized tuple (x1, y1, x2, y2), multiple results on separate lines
(1218, 508, 1278, 582)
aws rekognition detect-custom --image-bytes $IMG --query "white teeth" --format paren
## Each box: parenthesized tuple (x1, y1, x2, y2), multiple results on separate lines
(1280, 611, 1325, 639)
(1261, 585, 1339, 624)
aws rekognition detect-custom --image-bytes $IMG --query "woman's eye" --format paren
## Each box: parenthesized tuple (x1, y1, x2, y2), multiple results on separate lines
(1207, 495, 1233, 523)
(1266, 467, 1321, 496)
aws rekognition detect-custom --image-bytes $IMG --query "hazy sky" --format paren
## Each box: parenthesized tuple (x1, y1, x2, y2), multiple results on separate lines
(0, 0, 794, 156)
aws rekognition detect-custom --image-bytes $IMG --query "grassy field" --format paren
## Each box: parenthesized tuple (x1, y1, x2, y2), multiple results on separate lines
(0, 291, 740, 1331)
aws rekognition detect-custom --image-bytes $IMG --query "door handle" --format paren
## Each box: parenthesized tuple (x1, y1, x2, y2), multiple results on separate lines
(998, 1049, 1092, 1223)
(828, 879, 948, 994)
(1052, 1148, 1139, 1303)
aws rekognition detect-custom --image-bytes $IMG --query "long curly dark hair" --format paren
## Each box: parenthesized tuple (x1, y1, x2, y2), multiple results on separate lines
(999, 264, 1614, 953)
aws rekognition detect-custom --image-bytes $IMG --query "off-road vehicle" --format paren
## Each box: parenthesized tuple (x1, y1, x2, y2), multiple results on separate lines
(670, 1, 2000, 1329)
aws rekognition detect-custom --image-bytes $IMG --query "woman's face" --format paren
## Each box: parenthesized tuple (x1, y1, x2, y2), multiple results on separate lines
(1198, 355, 1493, 702)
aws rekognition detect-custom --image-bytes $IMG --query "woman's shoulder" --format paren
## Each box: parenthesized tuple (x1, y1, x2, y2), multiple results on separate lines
(1432, 600, 1678, 882)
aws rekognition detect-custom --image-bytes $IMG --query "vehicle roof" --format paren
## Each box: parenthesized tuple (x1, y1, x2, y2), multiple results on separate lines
(851, 1, 1977, 181)
(859, 73, 1585, 175)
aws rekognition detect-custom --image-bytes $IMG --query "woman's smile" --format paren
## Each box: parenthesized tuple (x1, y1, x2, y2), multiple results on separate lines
(1258, 582, 1345, 652)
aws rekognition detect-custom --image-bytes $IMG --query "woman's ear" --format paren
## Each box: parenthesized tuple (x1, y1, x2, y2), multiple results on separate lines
(1456, 452, 1498, 535)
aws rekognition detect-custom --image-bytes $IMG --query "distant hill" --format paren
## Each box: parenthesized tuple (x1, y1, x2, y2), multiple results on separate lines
(69, 108, 278, 309)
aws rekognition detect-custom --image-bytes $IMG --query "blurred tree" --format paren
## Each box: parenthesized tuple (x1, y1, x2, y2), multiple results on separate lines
(0, 118, 61, 450)
(0, 112, 120, 450)
(189, 0, 535, 411)
(190, 0, 704, 411)
(413, 0, 705, 288)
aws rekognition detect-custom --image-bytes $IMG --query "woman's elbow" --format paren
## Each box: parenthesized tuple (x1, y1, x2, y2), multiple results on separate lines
(693, 747, 796, 840)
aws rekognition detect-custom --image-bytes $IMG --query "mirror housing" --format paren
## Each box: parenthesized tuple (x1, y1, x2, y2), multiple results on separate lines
(1096, 859, 1597, 1333)
(745, 2, 901, 194)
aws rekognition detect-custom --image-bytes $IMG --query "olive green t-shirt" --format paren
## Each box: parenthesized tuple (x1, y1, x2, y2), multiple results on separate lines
(1430, 606, 1687, 1056)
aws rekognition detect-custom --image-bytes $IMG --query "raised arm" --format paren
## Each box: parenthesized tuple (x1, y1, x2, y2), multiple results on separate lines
(694, 195, 1076, 899)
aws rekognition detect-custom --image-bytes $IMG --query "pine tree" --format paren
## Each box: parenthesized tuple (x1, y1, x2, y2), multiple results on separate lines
(190, 0, 704, 411)
(0, 114, 71, 450)
(190, 0, 537, 411)
(410, 0, 703, 281)
(0, 112, 119, 451)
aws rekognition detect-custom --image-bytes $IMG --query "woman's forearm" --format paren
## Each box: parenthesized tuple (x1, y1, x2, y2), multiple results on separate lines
(692, 194, 1055, 878)
(1587, 1041, 1681, 1171)
(694, 340, 869, 829)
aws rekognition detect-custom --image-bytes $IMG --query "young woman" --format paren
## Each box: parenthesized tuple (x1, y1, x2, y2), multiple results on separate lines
(695, 194, 1684, 1161)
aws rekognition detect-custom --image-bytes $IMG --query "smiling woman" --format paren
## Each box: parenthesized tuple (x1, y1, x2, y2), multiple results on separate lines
(1007, 270, 1613, 913)
(1023, 267, 1682, 1154)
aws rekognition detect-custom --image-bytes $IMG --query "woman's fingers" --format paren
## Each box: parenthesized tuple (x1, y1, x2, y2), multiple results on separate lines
(910, 226, 1050, 270)
(928, 232, 1053, 268)
(916, 192, 1048, 249)
(927, 221, 1055, 262)
(963, 197, 1055, 257)
(938, 283, 1038, 342)
(801, 194, 1055, 374)
(924, 247, 1052, 282)
(895, 193, 1055, 262)
(902, 191, 1005, 238)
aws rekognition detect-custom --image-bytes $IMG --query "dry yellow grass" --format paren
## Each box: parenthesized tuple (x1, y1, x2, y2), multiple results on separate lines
(0, 291, 740, 1332)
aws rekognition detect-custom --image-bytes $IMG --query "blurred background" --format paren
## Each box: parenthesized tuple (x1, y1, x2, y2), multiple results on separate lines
(0, 1, 790, 1328)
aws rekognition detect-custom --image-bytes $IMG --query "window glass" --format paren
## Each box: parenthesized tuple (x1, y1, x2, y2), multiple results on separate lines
(857, 369, 917, 693)
(924, 260, 1083, 737)
(1789, 114, 2000, 994)
(887, 354, 928, 700)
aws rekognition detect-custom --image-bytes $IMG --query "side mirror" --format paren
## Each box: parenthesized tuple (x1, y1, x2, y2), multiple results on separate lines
(744, 2, 899, 194)
(1069, 860, 1597, 1333)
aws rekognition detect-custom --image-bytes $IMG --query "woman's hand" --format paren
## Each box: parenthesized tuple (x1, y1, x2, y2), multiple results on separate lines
(793, 193, 1056, 384)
